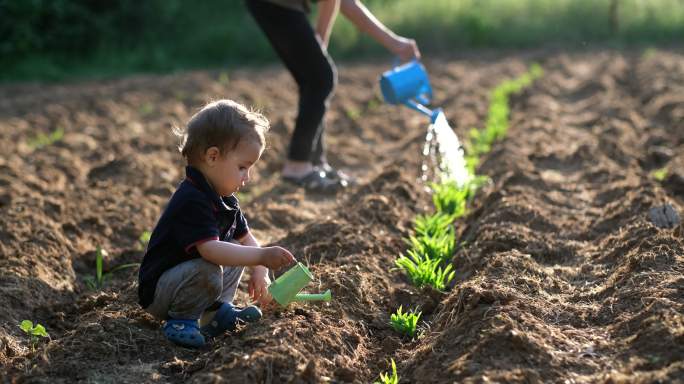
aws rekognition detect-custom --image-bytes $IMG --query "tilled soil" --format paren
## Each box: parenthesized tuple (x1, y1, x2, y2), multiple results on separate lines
(1, 49, 683, 383)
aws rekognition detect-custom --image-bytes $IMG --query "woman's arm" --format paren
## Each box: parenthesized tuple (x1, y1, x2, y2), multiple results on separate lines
(339, 0, 420, 62)
(316, 0, 340, 49)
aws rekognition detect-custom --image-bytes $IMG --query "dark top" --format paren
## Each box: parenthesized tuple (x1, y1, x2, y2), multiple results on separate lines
(137, 166, 249, 308)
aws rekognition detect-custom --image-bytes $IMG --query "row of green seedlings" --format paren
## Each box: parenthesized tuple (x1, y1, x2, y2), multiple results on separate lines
(18, 232, 150, 353)
(375, 64, 544, 384)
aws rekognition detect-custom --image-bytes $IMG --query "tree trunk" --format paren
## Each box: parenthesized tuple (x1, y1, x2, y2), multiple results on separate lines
(610, 0, 620, 35)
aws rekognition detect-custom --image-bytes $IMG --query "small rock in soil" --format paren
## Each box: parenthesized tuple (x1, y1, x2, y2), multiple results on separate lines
(647, 145, 674, 164)
(649, 204, 681, 229)
(381, 336, 402, 352)
(334, 366, 356, 382)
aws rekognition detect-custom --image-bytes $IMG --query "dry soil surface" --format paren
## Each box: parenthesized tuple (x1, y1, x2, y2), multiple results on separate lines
(1, 49, 683, 383)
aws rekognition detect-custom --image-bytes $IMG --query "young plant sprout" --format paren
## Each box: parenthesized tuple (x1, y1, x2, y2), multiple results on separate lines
(431, 182, 469, 217)
(374, 359, 399, 384)
(396, 250, 455, 291)
(27, 127, 64, 150)
(85, 246, 139, 290)
(390, 306, 421, 338)
(139, 230, 152, 249)
(414, 212, 455, 238)
(652, 167, 668, 182)
(406, 231, 455, 264)
(19, 320, 49, 352)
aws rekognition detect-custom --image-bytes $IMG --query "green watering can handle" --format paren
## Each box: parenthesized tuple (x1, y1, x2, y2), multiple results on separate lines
(294, 289, 332, 302)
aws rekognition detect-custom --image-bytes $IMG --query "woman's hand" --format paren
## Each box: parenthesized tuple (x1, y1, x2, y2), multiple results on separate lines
(248, 265, 273, 307)
(391, 36, 421, 63)
(339, 0, 421, 63)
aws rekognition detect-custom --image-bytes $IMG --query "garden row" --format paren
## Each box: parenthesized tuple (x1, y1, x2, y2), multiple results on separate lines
(374, 64, 543, 383)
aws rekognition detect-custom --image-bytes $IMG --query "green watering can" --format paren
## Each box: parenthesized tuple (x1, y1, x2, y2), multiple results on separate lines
(268, 262, 332, 307)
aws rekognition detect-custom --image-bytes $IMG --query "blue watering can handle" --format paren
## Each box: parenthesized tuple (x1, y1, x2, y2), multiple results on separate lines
(392, 57, 421, 69)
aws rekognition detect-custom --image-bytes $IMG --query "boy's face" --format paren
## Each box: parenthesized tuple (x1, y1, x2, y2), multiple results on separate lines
(204, 139, 263, 196)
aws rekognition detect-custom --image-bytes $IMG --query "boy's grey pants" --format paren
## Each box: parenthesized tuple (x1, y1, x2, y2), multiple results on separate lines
(145, 258, 244, 320)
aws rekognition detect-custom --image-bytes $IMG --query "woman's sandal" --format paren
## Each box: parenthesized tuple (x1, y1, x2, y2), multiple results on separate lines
(282, 169, 346, 192)
(317, 163, 355, 186)
(200, 302, 262, 337)
(163, 319, 206, 348)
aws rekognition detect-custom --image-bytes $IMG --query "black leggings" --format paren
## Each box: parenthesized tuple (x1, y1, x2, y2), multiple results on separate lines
(245, 0, 338, 163)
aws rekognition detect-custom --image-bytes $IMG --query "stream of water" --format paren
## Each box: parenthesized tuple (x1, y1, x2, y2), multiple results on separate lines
(421, 110, 470, 187)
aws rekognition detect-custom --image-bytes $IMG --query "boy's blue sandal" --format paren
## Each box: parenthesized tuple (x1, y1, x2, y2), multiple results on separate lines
(201, 302, 262, 337)
(163, 319, 206, 348)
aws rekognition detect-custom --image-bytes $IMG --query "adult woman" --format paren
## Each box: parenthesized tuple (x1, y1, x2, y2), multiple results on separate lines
(245, 0, 421, 191)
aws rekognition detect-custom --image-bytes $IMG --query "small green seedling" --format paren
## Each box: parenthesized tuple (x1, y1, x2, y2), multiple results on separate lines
(85, 246, 139, 290)
(374, 359, 399, 384)
(139, 231, 152, 249)
(19, 320, 49, 352)
(345, 107, 361, 120)
(652, 167, 668, 182)
(138, 102, 155, 117)
(390, 306, 421, 338)
(642, 47, 657, 60)
(367, 97, 381, 111)
(396, 250, 455, 291)
(218, 71, 230, 85)
(27, 127, 64, 150)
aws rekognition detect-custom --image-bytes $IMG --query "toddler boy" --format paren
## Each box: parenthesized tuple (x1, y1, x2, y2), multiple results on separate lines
(138, 99, 295, 348)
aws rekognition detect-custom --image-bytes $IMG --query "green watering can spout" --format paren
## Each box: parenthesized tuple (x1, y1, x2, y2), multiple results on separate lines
(294, 289, 332, 302)
(268, 262, 332, 307)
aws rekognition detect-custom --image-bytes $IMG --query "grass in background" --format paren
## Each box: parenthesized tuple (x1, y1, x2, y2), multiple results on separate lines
(2, 0, 683, 83)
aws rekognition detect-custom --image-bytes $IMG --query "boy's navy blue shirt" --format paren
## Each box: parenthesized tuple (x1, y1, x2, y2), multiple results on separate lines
(138, 166, 249, 308)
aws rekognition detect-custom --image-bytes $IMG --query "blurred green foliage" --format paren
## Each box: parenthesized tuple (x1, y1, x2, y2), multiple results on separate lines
(1, 0, 683, 82)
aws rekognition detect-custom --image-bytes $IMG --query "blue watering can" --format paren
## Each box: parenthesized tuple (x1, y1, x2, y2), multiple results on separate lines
(380, 60, 441, 122)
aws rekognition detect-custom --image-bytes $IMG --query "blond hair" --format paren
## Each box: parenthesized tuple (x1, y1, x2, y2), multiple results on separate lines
(175, 99, 269, 164)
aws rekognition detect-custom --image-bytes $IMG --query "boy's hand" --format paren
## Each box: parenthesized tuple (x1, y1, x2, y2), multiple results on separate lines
(248, 266, 273, 307)
(259, 246, 296, 270)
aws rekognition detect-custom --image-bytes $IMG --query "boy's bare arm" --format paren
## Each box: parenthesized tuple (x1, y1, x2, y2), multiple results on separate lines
(236, 230, 260, 247)
(236, 231, 271, 272)
(196, 240, 294, 270)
